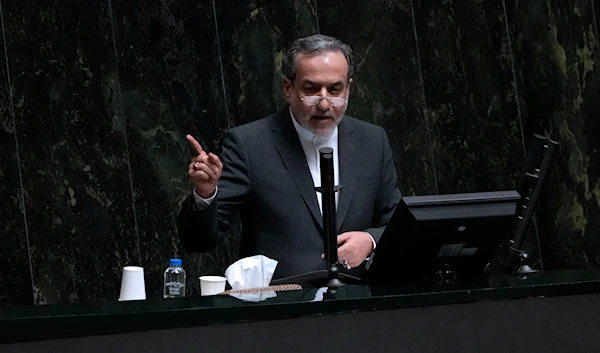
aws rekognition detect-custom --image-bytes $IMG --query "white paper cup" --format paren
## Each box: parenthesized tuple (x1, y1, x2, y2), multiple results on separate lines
(200, 276, 227, 296)
(119, 266, 146, 301)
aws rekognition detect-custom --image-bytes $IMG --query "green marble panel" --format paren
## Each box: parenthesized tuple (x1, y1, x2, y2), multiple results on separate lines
(593, 1, 599, 39)
(1, 0, 140, 304)
(413, 0, 525, 195)
(506, 0, 600, 269)
(0, 30, 33, 306)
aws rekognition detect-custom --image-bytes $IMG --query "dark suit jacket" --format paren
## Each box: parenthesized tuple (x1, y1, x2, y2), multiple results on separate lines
(177, 109, 401, 279)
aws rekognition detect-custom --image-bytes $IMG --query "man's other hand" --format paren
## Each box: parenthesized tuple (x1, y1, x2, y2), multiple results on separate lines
(336, 231, 374, 269)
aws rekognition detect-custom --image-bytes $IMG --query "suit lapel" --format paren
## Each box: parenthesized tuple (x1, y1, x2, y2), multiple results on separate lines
(271, 110, 323, 229)
(336, 117, 357, 231)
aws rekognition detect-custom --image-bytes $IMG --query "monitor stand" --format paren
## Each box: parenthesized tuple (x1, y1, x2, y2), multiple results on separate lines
(435, 263, 457, 285)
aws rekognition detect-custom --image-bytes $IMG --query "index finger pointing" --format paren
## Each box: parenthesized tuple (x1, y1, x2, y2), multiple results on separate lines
(186, 134, 205, 156)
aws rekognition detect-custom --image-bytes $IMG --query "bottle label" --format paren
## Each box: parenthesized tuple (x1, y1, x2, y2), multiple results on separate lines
(165, 281, 185, 296)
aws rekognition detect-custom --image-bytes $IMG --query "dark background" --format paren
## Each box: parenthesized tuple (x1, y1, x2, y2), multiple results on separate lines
(1, 0, 598, 305)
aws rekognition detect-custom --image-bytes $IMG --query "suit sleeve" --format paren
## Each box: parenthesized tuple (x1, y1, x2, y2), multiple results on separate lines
(364, 127, 402, 242)
(176, 129, 251, 252)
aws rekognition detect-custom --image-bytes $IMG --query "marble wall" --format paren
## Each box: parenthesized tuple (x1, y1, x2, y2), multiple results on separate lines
(0, 0, 598, 306)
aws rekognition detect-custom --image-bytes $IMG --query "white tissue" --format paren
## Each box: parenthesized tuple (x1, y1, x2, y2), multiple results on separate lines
(224, 255, 278, 290)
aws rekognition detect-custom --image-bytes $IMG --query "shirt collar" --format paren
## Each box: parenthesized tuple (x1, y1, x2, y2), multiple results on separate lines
(289, 107, 337, 145)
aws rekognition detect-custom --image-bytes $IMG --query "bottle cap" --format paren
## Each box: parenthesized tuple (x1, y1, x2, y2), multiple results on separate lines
(169, 258, 182, 267)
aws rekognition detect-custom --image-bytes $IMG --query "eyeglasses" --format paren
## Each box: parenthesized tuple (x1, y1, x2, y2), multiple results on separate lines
(299, 96, 348, 107)
(290, 80, 349, 107)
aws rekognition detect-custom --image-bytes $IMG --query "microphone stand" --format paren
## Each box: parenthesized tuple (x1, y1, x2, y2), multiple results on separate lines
(492, 134, 558, 275)
(315, 147, 345, 287)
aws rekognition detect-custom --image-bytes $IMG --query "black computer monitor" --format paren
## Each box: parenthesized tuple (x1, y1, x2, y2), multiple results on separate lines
(364, 190, 521, 283)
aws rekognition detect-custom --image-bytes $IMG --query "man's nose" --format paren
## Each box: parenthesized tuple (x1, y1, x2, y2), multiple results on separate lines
(317, 97, 331, 111)
(317, 88, 331, 110)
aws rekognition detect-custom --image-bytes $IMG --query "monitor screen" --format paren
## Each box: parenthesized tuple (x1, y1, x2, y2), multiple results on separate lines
(364, 190, 521, 283)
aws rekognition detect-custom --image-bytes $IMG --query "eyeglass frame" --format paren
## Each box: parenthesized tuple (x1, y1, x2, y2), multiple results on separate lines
(290, 79, 350, 107)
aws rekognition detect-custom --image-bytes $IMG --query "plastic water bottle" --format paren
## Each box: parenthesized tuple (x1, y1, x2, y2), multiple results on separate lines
(163, 258, 186, 298)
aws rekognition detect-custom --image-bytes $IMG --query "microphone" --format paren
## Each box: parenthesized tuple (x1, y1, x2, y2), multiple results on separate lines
(316, 147, 344, 286)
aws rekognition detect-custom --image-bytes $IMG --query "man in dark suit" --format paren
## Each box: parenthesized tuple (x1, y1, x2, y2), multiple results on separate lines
(177, 34, 401, 280)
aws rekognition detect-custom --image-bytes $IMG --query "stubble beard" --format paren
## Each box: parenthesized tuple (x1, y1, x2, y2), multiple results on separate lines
(299, 111, 345, 137)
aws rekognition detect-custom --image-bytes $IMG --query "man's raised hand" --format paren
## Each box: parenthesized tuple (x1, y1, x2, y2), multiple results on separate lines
(186, 134, 222, 199)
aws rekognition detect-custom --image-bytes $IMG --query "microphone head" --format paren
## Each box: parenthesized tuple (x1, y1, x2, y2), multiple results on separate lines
(318, 147, 334, 159)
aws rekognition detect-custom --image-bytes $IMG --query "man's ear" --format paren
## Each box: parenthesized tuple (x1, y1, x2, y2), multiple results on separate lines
(346, 78, 353, 97)
(282, 78, 293, 103)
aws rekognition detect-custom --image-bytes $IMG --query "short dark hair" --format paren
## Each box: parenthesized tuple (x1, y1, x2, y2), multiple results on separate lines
(282, 34, 354, 81)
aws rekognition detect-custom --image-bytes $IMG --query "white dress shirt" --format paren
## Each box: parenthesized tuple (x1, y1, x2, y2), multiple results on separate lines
(289, 110, 340, 213)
